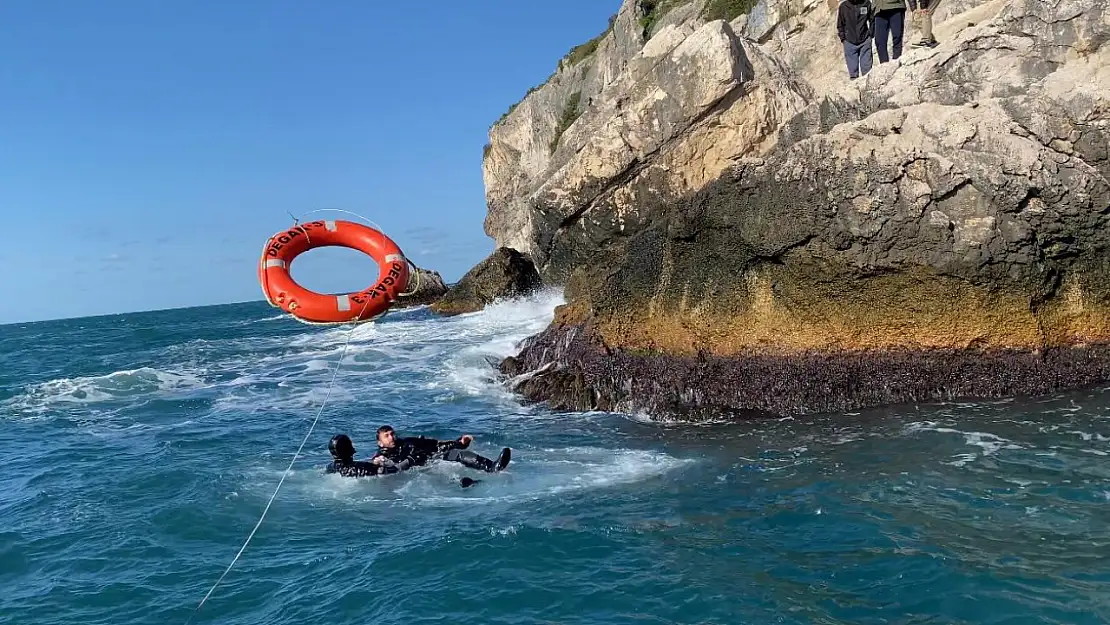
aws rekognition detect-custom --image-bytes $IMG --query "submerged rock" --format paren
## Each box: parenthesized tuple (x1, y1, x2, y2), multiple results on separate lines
(430, 248, 542, 316)
(392, 265, 448, 309)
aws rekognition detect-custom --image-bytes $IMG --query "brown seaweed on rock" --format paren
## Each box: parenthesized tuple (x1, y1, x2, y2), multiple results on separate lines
(499, 323, 1110, 420)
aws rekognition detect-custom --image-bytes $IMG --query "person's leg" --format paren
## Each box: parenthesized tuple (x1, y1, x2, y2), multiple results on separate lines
(915, 0, 937, 45)
(891, 8, 906, 59)
(844, 40, 861, 79)
(860, 38, 875, 75)
(443, 447, 511, 472)
(874, 12, 891, 63)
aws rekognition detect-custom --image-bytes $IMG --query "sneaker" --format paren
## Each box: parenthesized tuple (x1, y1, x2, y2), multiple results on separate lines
(913, 38, 939, 48)
(495, 448, 512, 471)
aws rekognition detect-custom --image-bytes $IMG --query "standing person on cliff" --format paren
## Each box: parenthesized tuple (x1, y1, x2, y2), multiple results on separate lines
(908, 0, 939, 48)
(873, 0, 907, 63)
(837, 0, 875, 80)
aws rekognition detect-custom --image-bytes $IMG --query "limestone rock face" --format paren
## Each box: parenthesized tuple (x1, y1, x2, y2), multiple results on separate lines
(478, 0, 1110, 418)
(483, 1, 812, 280)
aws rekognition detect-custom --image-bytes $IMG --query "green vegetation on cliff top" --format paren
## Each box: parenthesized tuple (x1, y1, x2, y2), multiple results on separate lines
(564, 14, 617, 67)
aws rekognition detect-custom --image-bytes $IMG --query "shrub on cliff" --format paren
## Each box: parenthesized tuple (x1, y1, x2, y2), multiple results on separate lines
(639, 0, 686, 38)
(549, 92, 582, 154)
(563, 14, 618, 67)
(703, 0, 759, 20)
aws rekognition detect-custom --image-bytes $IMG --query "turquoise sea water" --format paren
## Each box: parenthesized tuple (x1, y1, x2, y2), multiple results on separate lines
(1, 290, 1109, 624)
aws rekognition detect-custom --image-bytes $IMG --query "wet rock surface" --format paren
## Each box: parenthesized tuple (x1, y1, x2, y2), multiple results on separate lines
(430, 248, 542, 316)
(392, 266, 448, 309)
(500, 323, 1110, 419)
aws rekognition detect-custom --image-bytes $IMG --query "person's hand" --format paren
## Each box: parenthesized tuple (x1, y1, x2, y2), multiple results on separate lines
(458, 435, 474, 446)
(371, 455, 385, 465)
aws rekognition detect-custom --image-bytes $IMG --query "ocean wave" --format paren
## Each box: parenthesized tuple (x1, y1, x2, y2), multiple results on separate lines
(4, 367, 210, 416)
(903, 421, 1026, 467)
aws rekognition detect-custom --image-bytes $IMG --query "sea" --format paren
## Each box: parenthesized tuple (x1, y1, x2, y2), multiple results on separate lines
(1, 289, 1108, 625)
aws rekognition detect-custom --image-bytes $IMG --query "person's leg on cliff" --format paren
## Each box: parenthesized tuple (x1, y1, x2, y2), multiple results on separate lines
(889, 7, 906, 59)
(874, 10, 891, 62)
(860, 36, 874, 75)
(843, 39, 862, 79)
(913, 0, 938, 47)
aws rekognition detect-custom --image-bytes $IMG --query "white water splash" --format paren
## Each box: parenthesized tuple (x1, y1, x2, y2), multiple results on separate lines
(5, 367, 210, 416)
(903, 422, 1025, 467)
(275, 446, 693, 508)
(4, 289, 565, 427)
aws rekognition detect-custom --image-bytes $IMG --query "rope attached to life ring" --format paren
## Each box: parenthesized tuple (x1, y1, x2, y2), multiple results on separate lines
(189, 209, 403, 622)
(260, 208, 426, 326)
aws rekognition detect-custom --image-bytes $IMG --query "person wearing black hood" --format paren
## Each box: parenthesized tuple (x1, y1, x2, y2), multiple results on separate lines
(837, 0, 876, 79)
(324, 433, 412, 478)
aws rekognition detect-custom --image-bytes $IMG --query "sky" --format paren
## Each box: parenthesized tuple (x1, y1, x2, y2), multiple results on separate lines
(0, 1, 620, 324)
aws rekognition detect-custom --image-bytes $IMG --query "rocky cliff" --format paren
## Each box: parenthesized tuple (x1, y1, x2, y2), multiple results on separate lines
(481, 0, 1110, 419)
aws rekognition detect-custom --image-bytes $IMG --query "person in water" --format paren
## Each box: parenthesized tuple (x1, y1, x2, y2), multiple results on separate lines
(374, 424, 511, 473)
(325, 433, 412, 478)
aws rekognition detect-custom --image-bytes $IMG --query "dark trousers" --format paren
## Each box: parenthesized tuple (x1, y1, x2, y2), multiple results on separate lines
(843, 38, 874, 79)
(874, 8, 906, 62)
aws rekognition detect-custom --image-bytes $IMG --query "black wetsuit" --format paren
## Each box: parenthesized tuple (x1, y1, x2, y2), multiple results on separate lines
(325, 457, 398, 478)
(379, 435, 506, 472)
(377, 435, 465, 467)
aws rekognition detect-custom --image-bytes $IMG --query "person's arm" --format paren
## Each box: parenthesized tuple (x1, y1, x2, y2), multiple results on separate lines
(837, 2, 847, 41)
(343, 460, 386, 477)
(435, 434, 473, 454)
(372, 454, 415, 472)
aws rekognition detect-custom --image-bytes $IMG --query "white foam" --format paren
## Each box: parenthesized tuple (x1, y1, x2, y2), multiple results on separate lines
(276, 446, 693, 508)
(6, 287, 569, 439)
(903, 422, 1024, 467)
(622, 409, 736, 427)
(248, 314, 291, 324)
(5, 367, 209, 415)
(1067, 430, 1110, 443)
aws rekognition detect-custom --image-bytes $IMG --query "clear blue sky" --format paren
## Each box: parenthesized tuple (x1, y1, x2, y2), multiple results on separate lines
(0, 1, 619, 324)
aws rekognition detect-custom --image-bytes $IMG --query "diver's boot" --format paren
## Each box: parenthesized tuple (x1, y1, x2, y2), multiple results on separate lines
(494, 447, 511, 471)
(447, 448, 512, 473)
(450, 449, 497, 472)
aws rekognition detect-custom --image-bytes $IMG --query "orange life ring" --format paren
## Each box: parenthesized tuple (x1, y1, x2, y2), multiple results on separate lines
(258, 219, 411, 324)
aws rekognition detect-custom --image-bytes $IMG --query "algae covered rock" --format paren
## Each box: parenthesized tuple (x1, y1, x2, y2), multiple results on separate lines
(430, 248, 542, 316)
(392, 266, 448, 309)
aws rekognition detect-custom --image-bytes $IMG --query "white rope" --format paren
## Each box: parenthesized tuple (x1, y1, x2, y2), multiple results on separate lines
(293, 207, 385, 233)
(258, 208, 424, 327)
(187, 300, 371, 623)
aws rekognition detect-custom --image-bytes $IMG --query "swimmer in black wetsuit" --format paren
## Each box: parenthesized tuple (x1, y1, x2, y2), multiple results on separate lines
(375, 425, 511, 473)
(325, 433, 413, 478)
